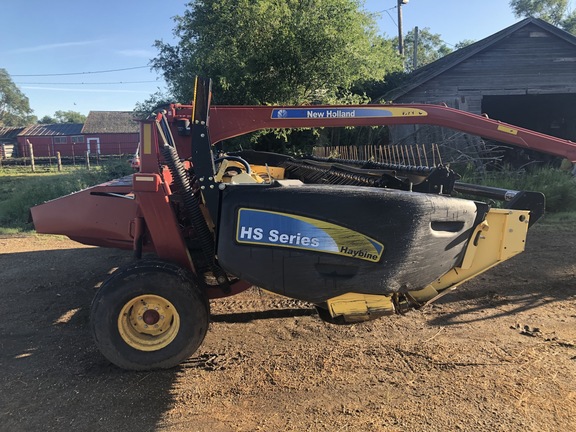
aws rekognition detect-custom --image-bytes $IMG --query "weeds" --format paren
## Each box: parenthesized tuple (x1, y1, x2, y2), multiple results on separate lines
(459, 166, 576, 213)
(1, 161, 575, 234)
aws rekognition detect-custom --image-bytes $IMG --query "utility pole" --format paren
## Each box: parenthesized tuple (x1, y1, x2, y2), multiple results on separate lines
(397, 0, 410, 55)
(413, 26, 419, 70)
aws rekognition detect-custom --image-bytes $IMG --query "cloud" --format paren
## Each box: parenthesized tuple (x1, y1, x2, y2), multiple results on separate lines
(8, 40, 104, 54)
(116, 49, 155, 58)
(21, 86, 151, 94)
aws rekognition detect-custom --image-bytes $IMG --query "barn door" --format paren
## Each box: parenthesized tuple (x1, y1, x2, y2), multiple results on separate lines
(87, 138, 101, 155)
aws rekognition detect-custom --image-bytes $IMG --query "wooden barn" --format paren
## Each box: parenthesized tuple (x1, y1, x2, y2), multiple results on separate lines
(81, 111, 139, 156)
(17, 123, 84, 158)
(0, 126, 24, 158)
(383, 17, 576, 159)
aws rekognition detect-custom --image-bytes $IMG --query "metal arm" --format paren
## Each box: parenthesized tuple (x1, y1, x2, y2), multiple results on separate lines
(204, 104, 576, 163)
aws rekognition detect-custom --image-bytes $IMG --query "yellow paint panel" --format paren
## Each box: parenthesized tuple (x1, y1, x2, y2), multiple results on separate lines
(384, 107, 428, 117)
(498, 125, 518, 135)
(142, 123, 152, 154)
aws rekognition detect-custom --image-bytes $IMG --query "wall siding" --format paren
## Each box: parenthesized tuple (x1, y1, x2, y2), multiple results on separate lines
(390, 23, 576, 149)
(396, 24, 576, 111)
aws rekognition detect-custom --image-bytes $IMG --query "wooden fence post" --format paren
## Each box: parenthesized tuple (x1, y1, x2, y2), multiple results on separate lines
(86, 151, 91, 170)
(57, 151, 62, 172)
(27, 139, 36, 173)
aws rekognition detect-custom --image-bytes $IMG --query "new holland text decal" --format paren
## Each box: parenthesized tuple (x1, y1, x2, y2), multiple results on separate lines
(236, 209, 384, 262)
(271, 107, 427, 120)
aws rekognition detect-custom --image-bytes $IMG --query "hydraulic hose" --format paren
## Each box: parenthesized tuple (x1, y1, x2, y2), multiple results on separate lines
(161, 144, 229, 288)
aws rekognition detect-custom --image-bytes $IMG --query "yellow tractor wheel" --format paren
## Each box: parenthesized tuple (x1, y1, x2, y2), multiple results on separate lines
(90, 260, 209, 370)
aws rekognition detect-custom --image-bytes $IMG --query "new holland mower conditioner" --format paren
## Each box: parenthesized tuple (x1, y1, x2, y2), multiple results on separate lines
(32, 78, 576, 370)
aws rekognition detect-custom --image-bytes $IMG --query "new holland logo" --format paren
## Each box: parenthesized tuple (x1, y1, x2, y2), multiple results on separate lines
(271, 107, 428, 120)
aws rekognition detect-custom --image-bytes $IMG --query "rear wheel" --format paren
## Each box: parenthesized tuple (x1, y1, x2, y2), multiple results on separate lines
(90, 260, 209, 370)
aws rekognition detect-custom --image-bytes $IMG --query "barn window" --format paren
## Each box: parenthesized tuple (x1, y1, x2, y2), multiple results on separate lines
(53, 136, 68, 144)
(71, 135, 84, 143)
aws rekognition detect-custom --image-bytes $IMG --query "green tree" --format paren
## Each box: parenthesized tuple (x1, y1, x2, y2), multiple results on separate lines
(37, 111, 87, 124)
(0, 68, 35, 127)
(53, 110, 86, 123)
(509, 0, 576, 33)
(509, 0, 568, 25)
(454, 39, 476, 50)
(133, 89, 174, 119)
(152, 0, 402, 106)
(38, 115, 56, 124)
(561, 11, 576, 33)
(401, 28, 452, 72)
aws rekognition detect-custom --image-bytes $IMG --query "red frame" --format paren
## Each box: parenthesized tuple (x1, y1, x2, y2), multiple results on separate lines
(155, 103, 576, 162)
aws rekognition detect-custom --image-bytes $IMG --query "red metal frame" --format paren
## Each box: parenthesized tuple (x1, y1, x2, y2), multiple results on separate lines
(159, 103, 576, 163)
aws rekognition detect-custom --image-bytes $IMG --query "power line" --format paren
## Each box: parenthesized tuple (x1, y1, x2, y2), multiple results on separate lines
(11, 65, 150, 77)
(384, 9, 398, 27)
(16, 80, 158, 85)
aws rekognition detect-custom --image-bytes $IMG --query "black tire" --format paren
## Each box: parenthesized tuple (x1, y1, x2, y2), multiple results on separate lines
(90, 260, 209, 370)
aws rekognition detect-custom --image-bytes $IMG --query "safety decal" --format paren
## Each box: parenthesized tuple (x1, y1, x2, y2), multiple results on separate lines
(497, 124, 519, 135)
(236, 208, 384, 262)
(271, 107, 427, 120)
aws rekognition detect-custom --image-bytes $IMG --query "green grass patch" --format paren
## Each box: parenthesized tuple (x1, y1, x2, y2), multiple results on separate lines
(0, 159, 133, 234)
(459, 166, 576, 214)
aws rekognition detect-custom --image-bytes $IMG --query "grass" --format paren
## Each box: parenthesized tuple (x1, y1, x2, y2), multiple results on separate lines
(1, 161, 575, 235)
(0, 159, 133, 234)
(459, 166, 576, 214)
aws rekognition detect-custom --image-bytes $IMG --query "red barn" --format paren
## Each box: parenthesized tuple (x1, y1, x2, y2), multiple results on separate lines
(17, 123, 84, 158)
(81, 111, 139, 156)
(16, 111, 140, 158)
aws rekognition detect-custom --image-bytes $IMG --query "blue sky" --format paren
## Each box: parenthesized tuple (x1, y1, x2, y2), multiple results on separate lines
(1, 1, 519, 119)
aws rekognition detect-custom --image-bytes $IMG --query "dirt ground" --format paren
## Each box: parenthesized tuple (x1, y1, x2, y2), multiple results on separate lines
(1, 224, 575, 432)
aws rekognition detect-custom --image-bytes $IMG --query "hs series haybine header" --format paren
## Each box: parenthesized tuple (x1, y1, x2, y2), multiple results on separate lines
(31, 78, 575, 370)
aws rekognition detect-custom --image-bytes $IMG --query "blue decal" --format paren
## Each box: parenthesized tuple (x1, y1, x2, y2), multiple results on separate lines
(271, 107, 427, 120)
(236, 209, 384, 262)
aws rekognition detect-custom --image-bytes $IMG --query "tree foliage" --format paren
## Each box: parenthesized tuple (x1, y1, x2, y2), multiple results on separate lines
(37, 115, 56, 124)
(38, 111, 87, 124)
(0, 69, 35, 127)
(509, 0, 568, 24)
(53, 110, 87, 123)
(401, 28, 453, 72)
(133, 90, 174, 119)
(509, 0, 576, 33)
(152, 0, 402, 106)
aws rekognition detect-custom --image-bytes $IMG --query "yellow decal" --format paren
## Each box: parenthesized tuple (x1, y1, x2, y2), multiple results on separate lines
(142, 123, 152, 154)
(498, 125, 519, 135)
(384, 107, 428, 117)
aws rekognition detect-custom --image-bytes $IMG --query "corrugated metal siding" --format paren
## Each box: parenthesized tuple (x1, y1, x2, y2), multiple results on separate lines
(20, 123, 83, 137)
